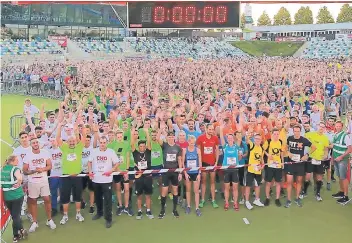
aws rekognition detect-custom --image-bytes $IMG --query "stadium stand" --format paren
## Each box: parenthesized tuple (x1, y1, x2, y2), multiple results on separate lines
(0, 39, 63, 56)
(75, 39, 125, 54)
(302, 38, 351, 58)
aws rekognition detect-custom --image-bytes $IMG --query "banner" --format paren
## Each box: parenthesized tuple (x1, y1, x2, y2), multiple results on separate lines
(1, 190, 11, 234)
(336, 34, 348, 40)
(49, 35, 68, 47)
(275, 37, 306, 42)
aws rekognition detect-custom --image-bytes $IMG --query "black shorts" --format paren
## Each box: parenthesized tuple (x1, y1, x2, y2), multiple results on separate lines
(128, 167, 135, 181)
(135, 175, 153, 196)
(224, 169, 239, 184)
(322, 160, 331, 170)
(239, 167, 245, 186)
(185, 173, 199, 182)
(265, 167, 283, 182)
(305, 160, 325, 174)
(82, 175, 94, 191)
(284, 162, 305, 177)
(243, 171, 261, 187)
(113, 175, 129, 184)
(60, 177, 83, 204)
(161, 172, 179, 187)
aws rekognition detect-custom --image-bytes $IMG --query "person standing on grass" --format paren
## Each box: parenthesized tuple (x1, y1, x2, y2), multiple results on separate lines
(0, 155, 28, 243)
(88, 136, 120, 228)
(23, 138, 56, 233)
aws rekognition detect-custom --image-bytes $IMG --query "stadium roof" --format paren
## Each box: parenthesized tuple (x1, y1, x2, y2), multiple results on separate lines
(252, 22, 352, 33)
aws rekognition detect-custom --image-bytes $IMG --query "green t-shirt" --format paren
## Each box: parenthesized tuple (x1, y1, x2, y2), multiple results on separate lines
(118, 117, 133, 129)
(107, 140, 130, 171)
(130, 140, 139, 168)
(138, 128, 152, 141)
(61, 142, 84, 175)
(0, 165, 24, 201)
(123, 130, 131, 143)
(151, 141, 163, 166)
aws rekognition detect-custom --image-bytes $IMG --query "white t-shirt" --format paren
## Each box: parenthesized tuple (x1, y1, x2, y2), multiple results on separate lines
(24, 104, 39, 118)
(45, 120, 58, 137)
(82, 146, 94, 173)
(38, 134, 49, 149)
(24, 149, 50, 184)
(13, 145, 31, 170)
(49, 147, 62, 176)
(89, 148, 120, 184)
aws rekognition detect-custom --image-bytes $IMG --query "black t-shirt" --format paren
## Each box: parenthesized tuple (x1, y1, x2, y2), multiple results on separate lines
(287, 136, 312, 162)
(162, 142, 182, 169)
(132, 149, 151, 171)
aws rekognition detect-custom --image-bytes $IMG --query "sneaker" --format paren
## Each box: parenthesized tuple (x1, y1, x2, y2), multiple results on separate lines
(294, 198, 303, 207)
(51, 208, 58, 217)
(315, 193, 323, 202)
(60, 215, 68, 225)
(199, 200, 205, 208)
(177, 198, 183, 205)
(19, 229, 28, 240)
(195, 208, 202, 217)
(264, 198, 270, 206)
(105, 221, 112, 228)
(253, 199, 264, 207)
(172, 210, 180, 218)
(331, 176, 336, 182)
(233, 203, 239, 211)
(158, 210, 165, 219)
(332, 191, 344, 199)
(76, 212, 84, 222)
(299, 191, 307, 200)
(211, 201, 219, 208)
(284, 200, 292, 208)
(28, 222, 38, 233)
(46, 219, 56, 229)
(13, 236, 19, 243)
(275, 199, 282, 207)
(146, 210, 154, 219)
(92, 214, 102, 220)
(185, 206, 191, 214)
(136, 211, 143, 220)
(116, 206, 123, 216)
(337, 196, 349, 204)
(224, 203, 229, 211)
(245, 201, 253, 210)
(123, 207, 134, 216)
(89, 206, 95, 214)
(326, 183, 331, 191)
(80, 201, 86, 209)
(239, 198, 245, 205)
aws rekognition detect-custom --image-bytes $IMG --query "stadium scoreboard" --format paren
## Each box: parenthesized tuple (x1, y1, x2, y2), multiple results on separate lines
(128, 1, 240, 29)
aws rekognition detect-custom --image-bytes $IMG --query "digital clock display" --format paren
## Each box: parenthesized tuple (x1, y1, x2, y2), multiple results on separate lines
(128, 1, 240, 28)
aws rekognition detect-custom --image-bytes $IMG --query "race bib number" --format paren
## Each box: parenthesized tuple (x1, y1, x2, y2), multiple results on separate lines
(67, 153, 77, 162)
(227, 157, 237, 166)
(138, 160, 147, 170)
(98, 165, 105, 173)
(151, 151, 160, 159)
(311, 159, 321, 165)
(269, 161, 279, 168)
(291, 154, 300, 162)
(166, 154, 176, 162)
(187, 160, 197, 168)
(54, 162, 61, 171)
(253, 164, 260, 172)
(82, 164, 88, 173)
(204, 147, 213, 155)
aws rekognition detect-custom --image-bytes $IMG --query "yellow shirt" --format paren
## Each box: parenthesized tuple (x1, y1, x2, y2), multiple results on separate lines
(305, 131, 329, 161)
(279, 128, 288, 157)
(248, 141, 264, 175)
(263, 139, 283, 168)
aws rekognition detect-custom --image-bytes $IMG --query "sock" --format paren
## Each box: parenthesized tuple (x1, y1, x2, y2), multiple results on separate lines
(303, 181, 310, 193)
(129, 188, 133, 202)
(161, 196, 166, 210)
(331, 169, 335, 178)
(178, 185, 181, 197)
(316, 181, 323, 194)
(146, 209, 150, 212)
(138, 209, 142, 212)
(173, 195, 178, 211)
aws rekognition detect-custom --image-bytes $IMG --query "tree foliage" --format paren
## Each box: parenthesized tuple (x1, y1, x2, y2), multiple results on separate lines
(257, 11, 272, 26)
(294, 6, 313, 24)
(317, 6, 335, 24)
(337, 4, 352, 23)
(274, 7, 292, 25)
(241, 13, 246, 29)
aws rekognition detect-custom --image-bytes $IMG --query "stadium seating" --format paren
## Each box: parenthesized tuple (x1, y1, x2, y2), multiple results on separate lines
(0, 39, 62, 56)
(302, 38, 351, 58)
(75, 40, 125, 54)
(126, 38, 248, 59)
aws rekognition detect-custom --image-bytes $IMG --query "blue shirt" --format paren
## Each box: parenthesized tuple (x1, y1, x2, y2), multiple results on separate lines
(325, 83, 335, 97)
(237, 142, 248, 165)
(185, 147, 199, 174)
(222, 143, 239, 166)
(183, 128, 201, 140)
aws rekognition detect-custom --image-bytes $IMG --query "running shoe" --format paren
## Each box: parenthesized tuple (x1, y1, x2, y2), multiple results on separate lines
(253, 199, 264, 207)
(275, 199, 282, 207)
(337, 196, 349, 204)
(19, 229, 28, 240)
(224, 203, 229, 211)
(284, 200, 291, 208)
(294, 198, 303, 207)
(331, 176, 336, 182)
(299, 191, 307, 199)
(184, 206, 191, 214)
(245, 201, 253, 210)
(211, 201, 219, 208)
(76, 212, 84, 222)
(233, 202, 239, 211)
(199, 200, 205, 208)
(28, 222, 38, 233)
(315, 193, 323, 202)
(158, 210, 165, 219)
(123, 207, 134, 216)
(89, 206, 95, 214)
(332, 191, 344, 199)
(195, 208, 202, 217)
(146, 210, 154, 219)
(60, 215, 68, 225)
(105, 221, 112, 229)
(116, 206, 123, 216)
(239, 198, 245, 205)
(264, 198, 270, 206)
(326, 183, 331, 191)
(136, 211, 143, 220)
(46, 219, 56, 229)
(13, 236, 19, 243)
(172, 210, 180, 218)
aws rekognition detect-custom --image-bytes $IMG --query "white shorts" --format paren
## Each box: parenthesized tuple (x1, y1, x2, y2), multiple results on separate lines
(28, 181, 51, 199)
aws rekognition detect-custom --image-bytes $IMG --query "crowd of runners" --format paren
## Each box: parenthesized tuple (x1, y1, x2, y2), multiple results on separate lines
(1, 57, 352, 243)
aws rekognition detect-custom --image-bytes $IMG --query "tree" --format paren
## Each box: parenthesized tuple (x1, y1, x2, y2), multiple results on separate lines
(240, 13, 245, 29)
(337, 4, 352, 23)
(316, 6, 335, 24)
(294, 6, 313, 24)
(274, 7, 292, 25)
(257, 11, 272, 26)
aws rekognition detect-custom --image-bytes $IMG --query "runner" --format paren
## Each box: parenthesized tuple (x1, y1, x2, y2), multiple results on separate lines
(235, 131, 248, 204)
(182, 135, 202, 216)
(88, 136, 120, 228)
(23, 138, 56, 232)
(150, 130, 164, 199)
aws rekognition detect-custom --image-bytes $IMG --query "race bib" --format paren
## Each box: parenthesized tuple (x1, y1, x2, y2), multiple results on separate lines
(138, 160, 147, 170)
(269, 161, 279, 168)
(187, 160, 197, 168)
(82, 164, 88, 173)
(253, 164, 260, 172)
(291, 154, 300, 162)
(311, 159, 321, 165)
(117, 155, 124, 163)
(227, 157, 237, 166)
(67, 153, 77, 162)
(151, 151, 161, 159)
(54, 162, 61, 170)
(97, 165, 105, 173)
(166, 154, 176, 162)
(204, 147, 213, 155)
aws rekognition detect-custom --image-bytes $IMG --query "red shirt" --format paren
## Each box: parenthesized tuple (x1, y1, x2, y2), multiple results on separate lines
(176, 141, 188, 149)
(196, 134, 219, 165)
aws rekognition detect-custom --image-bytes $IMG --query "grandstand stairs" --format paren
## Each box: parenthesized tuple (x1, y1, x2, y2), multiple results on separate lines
(293, 41, 309, 57)
(66, 39, 93, 60)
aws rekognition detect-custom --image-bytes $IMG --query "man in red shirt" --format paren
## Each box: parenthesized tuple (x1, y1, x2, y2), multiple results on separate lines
(196, 124, 219, 208)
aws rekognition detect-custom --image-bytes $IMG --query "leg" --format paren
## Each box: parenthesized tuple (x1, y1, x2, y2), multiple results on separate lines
(94, 183, 103, 216)
(42, 196, 52, 220)
(103, 183, 112, 223)
(49, 178, 59, 210)
(193, 176, 200, 209)
(232, 183, 239, 203)
(123, 182, 130, 208)
(201, 172, 207, 201)
(115, 182, 122, 207)
(295, 176, 303, 199)
(72, 177, 83, 214)
(185, 178, 192, 207)
(224, 183, 230, 204)
(137, 195, 143, 211)
(209, 172, 216, 201)
(286, 174, 293, 201)
(265, 181, 272, 199)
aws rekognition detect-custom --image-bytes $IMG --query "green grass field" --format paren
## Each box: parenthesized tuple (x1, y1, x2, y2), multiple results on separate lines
(1, 95, 351, 243)
(232, 41, 303, 57)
